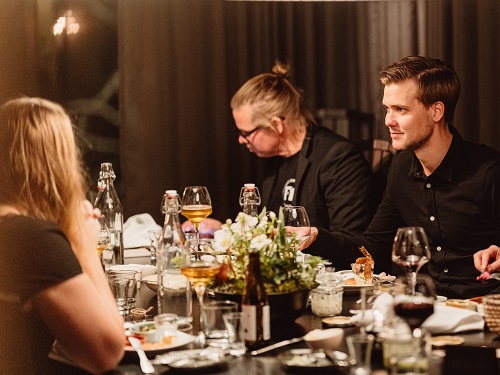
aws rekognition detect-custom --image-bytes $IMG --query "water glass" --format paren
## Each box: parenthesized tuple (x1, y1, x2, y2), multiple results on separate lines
(107, 269, 138, 315)
(388, 330, 430, 374)
(201, 300, 238, 347)
(154, 313, 178, 342)
(346, 333, 375, 375)
(223, 312, 246, 356)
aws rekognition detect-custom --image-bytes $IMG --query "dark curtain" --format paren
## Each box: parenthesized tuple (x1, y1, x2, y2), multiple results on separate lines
(118, 0, 500, 224)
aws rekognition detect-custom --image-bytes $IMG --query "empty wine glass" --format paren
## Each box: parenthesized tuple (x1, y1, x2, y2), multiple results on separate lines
(392, 227, 430, 296)
(96, 215, 111, 270)
(147, 229, 162, 266)
(283, 206, 311, 247)
(181, 186, 212, 253)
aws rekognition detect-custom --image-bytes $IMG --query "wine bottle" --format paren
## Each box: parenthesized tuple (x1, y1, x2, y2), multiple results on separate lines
(239, 183, 261, 216)
(241, 250, 270, 349)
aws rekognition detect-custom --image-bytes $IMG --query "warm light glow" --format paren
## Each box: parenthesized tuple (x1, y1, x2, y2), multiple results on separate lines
(53, 11, 80, 36)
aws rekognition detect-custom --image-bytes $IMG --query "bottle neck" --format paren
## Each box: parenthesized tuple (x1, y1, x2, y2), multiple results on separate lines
(246, 251, 266, 292)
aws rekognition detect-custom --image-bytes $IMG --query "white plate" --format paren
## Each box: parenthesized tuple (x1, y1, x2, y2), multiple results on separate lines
(142, 274, 157, 292)
(125, 330, 195, 354)
(337, 271, 374, 292)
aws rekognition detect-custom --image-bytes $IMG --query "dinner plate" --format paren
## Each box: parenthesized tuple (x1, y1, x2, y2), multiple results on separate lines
(124, 330, 195, 354)
(337, 271, 373, 292)
(155, 348, 230, 372)
(141, 274, 157, 292)
(278, 348, 337, 371)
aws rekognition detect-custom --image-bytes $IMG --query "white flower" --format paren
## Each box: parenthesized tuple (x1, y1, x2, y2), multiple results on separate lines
(213, 227, 232, 251)
(231, 212, 258, 232)
(250, 234, 272, 251)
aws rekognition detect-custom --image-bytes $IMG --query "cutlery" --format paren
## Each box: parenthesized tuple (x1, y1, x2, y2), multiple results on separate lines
(250, 336, 304, 355)
(128, 337, 155, 374)
(325, 350, 349, 367)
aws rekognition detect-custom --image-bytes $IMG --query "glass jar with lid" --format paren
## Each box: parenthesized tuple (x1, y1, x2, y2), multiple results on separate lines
(310, 272, 344, 317)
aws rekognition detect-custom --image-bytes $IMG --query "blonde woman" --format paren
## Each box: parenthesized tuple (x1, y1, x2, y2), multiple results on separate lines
(0, 97, 124, 374)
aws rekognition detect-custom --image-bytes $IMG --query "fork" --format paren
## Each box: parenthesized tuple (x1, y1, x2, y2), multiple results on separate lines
(128, 337, 155, 374)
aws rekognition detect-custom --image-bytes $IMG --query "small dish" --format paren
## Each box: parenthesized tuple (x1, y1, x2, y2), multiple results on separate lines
(321, 316, 354, 327)
(431, 335, 465, 347)
(435, 295, 448, 303)
(155, 348, 230, 372)
(446, 299, 478, 311)
(304, 328, 344, 352)
(278, 348, 336, 371)
(141, 274, 157, 292)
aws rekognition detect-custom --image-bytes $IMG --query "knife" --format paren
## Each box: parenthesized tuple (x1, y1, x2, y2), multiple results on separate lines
(250, 336, 305, 356)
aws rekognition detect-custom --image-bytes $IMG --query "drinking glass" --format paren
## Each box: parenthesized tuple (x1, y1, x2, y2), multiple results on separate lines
(181, 186, 212, 253)
(283, 206, 311, 247)
(393, 275, 435, 334)
(391, 227, 430, 296)
(179, 241, 220, 342)
(391, 275, 434, 374)
(96, 215, 111, 270)
(147, 229, 162, 266)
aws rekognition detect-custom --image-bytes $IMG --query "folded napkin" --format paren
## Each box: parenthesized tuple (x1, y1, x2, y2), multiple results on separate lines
(355, 292, 485, 334)
(123, 213, 162, 249)
(422, 303, 484, 334)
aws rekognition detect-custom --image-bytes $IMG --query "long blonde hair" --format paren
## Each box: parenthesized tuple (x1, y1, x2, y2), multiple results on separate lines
(0, 97, 87, 244)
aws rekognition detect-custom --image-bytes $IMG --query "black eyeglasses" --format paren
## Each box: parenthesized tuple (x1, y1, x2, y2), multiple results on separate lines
(238, 126, 262, 140)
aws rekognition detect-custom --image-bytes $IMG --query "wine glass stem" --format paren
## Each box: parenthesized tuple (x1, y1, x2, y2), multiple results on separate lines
(408, 271, 417, 296)
(195, 283, 206, 336)
(192, 226, 200, 258)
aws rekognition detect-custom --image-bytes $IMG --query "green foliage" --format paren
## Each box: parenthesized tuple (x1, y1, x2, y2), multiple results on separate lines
(212, 208, 323, 294)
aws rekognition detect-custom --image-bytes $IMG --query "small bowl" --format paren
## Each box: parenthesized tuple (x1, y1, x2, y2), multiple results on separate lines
(445, 299, 478, 311)
(128, 321, 161, 343)
(304, 328, 344, 352)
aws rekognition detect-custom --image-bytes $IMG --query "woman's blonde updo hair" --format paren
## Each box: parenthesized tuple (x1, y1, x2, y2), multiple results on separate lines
(231, 61, 314, 136)
(0, 97, 87, 244)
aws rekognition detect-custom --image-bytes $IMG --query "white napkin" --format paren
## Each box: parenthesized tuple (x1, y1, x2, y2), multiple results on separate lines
(422, 303, 484, 334)
(123, 213, 162, 249)
(356, 292, 485, 334)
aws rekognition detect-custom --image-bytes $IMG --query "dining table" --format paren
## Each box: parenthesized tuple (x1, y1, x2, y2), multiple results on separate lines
(112, 271, 500, 375)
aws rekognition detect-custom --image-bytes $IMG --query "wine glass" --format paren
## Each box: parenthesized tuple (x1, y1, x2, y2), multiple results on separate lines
(283, 206, 311, 246)
(393, 275, 435, 334)
(391, 227, 430, 296)
(96, 215, 111, 270)
(147, 229, 162, 266)
(179, 241, 221, 342)
(181, 186, 212, 253)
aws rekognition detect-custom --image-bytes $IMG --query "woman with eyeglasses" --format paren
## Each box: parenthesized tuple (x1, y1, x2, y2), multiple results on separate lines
(230, 61, 373, 236)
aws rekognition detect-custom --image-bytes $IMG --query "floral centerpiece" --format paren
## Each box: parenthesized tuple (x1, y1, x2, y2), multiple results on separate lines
(211, 208, 323, 295)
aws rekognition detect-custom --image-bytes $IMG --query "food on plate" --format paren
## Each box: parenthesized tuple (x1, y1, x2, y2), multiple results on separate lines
(344, 278, 357, 286)
(376, 272, 396, 282)
(351, 246, 375, 284)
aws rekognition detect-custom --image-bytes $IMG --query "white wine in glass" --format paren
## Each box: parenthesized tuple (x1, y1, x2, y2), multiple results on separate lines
(392, 226, 431, 296)
(181, 186, 212, 252)
(180, 245, 220, 341)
